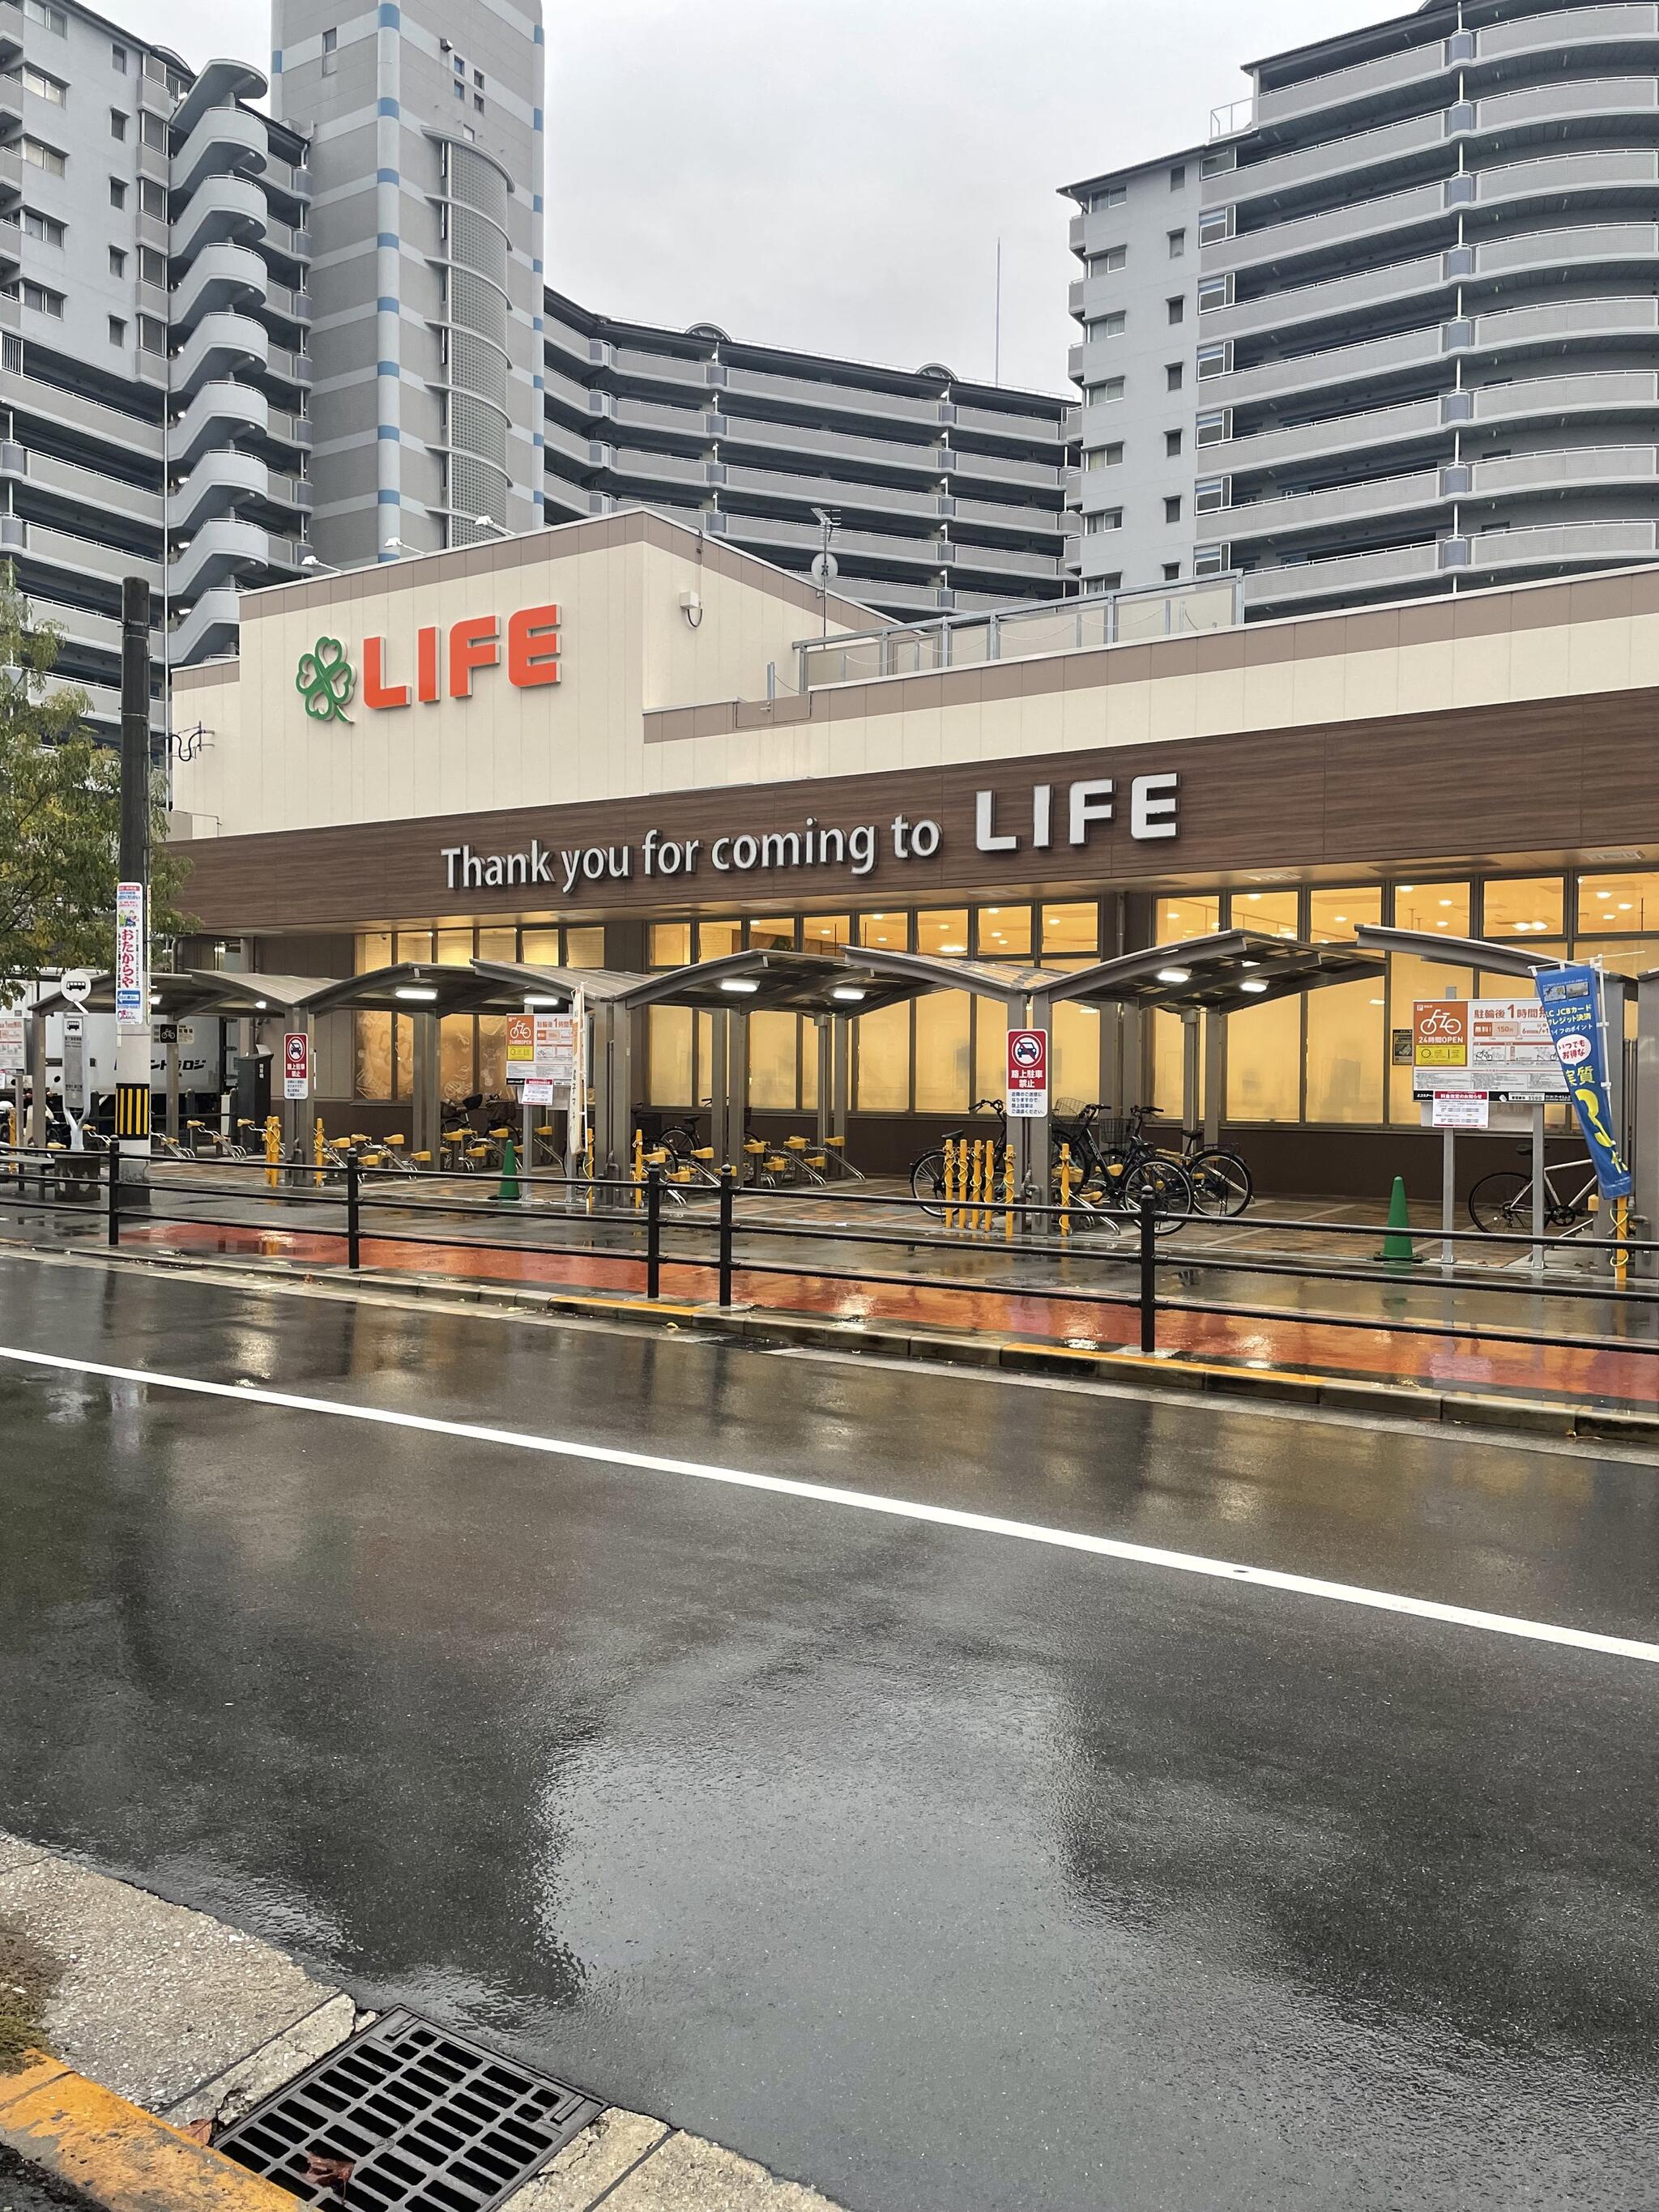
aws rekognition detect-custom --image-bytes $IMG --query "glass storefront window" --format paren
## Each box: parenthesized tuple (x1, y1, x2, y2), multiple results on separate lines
(1155, 893, 1220, 941)
(747, 917, 796, 951)
(698, 919, 741, 958)
(915, 990, 970, 1111)
(394, 1014, 413, 1099)
(1307, 888, 1380, 944)
(1153, 1009, 1200, 1124)
(1232, 889, 1299, 939)
(1227, 995, 1300, 1122)
(1393, 881, 1470, 937)
(436, 928, 472, 966)
(748, 1010, 800, 1109)
(564, 927, 605, 968)
(1053, 999, 1102, 1110)
(647, 1006, 693, 1106)
(439, 1015, 474, 1101)
(521, 928, 560, 965)
(1306, 977, 1385, 1123)
(1040, 903, 1098, 956)
(1482, 876, 1563, 938)
(1385, 953, 1476, 1123)
(975, 1004, 1006, 1105)
(858, 912, 911, 951)
(477, 928, 516, 961)
(395, 930, 433, 963)
(357, 931, 391, 974)
(917, 910, 970, 958)
(855, 999, 911, 1110)
(802, 914, 850, 953)
(975, 906, 1031, 958)
(650, 923, 691, 968)
(1578, 873, 1659, 932)
(477, 1017, 506, 1095)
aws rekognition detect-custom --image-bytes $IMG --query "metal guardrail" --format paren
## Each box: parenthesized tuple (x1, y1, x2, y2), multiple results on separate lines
(2, 1142, 1657, 1371)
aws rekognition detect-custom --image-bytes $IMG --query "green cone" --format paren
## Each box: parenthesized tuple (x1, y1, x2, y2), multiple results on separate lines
(1375, 1174, 1419, 1265)
(494, 1136, 520, 1204)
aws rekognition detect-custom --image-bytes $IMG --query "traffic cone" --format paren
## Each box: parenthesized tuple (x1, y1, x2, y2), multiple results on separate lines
(494, 1136, 520, 1204)
(1375, 1174, 1419, 1265)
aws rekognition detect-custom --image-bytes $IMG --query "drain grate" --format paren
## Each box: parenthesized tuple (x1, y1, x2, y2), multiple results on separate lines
(213, 2009, 603, 2212)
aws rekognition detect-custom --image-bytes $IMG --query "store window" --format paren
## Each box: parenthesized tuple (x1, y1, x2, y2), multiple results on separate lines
(1394, 881, 1470, 936)
(1152, 1005, 1198, 1126)
(477, 927, 515, 961)
(354, 932, 392, 1100)
(975, 906, 1032, 958)
(858, 912, 911, 951)
(1385, 953, 1475, 1123)
(1307, 979, 1385, 1123)
(647, 1008, 693, 1106)
(563, 926, 605, 967)
(916, 909, 970, 957)
(521, 928, 560, 965)
(477, 1018, 505, 1093)
(1048, 973, 1102, 1110)
(1155, 893, 1219, 940)
(1577, 872, 1659, 932)
(1040, 903, 1098, 956)
(439, 1016, 473, 1101)
(747, 916, 795, 951)
(802, 914, 851, 953)
(1482, 876, 1563, 938)
(698, 919, 741, 958)
(436, 927, 472, 965)
(855, 1001, 911, 1110)
(748, 1011, 799, 1109)
(915, 991, 971, 1111)
(650, 922, 691, 967)
(1232, 889, 1298, 938)
(1307, 888, 1380, 943)
(1227, 995, 1300, 1122)
(395, 930, 434, 963)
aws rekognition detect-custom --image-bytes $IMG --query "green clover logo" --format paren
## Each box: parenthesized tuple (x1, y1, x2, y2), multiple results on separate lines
(296, 636, 356, 724)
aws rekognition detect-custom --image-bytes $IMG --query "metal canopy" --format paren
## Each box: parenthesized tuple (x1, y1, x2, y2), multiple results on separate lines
(182, 972, 339, 1014)
(1041, 930, 1385, 1014)
(1354, 924, 1563, 982)
(304, 962, 518, 1016)
(31, 971, 230, 1021)
(612, 948, 924, 1016)
(467, 960, 645, 1007)
(851, 948, 1074, 1004)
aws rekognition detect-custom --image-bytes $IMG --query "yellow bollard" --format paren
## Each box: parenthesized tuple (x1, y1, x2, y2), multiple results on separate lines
(1616, 1196, 1631, 1288)
(943, 1135, 957, 1232)
(585, 1124, 595, 1216)
(974, 1138, 987, 1234)
(1059, 1141, 1073, 1239)
(967, 1139, 979, 1234)
(1004, 1143, 1015, 1243)
(313, 1115, 326, 1189)
(264, 1113, 282, 1191)
(633, 1127, 645, 1212)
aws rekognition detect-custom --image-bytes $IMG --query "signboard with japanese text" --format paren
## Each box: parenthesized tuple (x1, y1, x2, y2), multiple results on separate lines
(0, 1013, 23, 1075)
(507, 1012, 577, 1085)
(1414, 998, 1566, 1102)
(1006, 1029, 1048, 1119)
(113, 881, 146, 1025)
(1535, 964, 1633, 1200)
(283, 1032, 310, 1102)
(1432, 1091, 1490, 1129)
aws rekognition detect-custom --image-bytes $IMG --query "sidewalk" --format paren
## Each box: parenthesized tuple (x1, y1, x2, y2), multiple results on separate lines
(0, 1835, 844, 2212)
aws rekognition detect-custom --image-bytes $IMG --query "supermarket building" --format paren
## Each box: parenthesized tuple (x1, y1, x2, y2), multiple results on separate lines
(168, 509, 1659, 1191)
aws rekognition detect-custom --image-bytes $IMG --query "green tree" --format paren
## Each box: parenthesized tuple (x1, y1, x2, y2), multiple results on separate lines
(0, 570, 189, 991)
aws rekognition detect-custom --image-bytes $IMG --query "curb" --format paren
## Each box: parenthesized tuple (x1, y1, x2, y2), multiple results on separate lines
(0, 2056, 296, 2212)
(6, 1232, 1657, 1446)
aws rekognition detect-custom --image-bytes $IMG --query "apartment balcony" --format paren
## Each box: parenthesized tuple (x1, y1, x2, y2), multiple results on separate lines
(1475, 220, 1659, 276)
(949, 447, 1063, 490)
(607, 445, 709, 488)
(173, 311, 269, 395)
(1469, 292, 1659, 356)
(168, 515, 302, 599)
(948, 539, 1061, 581)
(717, 511, 947, 569)
(170, 446, 301, 531)
(610, 346, 709, 393)
(719, 461, 949, 524)
(169, 59, 267, 142)
(0, 140, 20, 207)
(1068, 277, 1085, 321)
(1473, 145, 1659, 208)
(1213, 108, 1448, 213)
(1225, 467, 1444, 542)
(172, 173, 267, 258)
(541, 417, 594, 468)
(1478, 3, 1659, 65)
(609, 394, 708, 441)
(171, 242, 269, 335)
(1068, 211, 1086, 253)
(19, 522, 162, 590)
(1209, 320, 1444, 409)
(541, 362, 599, 418)
(1205, 252, 1444, 344)
(829, 571, 952, 615)
(1465, 515, 1659, 572)
(720, 362, 948, 429)
(0, 1, 21, 63)
(168, 586, 240, 667)
(1252, 38, 1450, 130)
(1242, 539, 1442, 608)
(1473, 441, 1659, 494)
(172, 104, 268, 199)
(173, 378, 269, 464)
(15, 449, 160, 531)
(1472, 366, 1659, 425)
(716, 411, 945, 477)
(1474, 73, 1659, 137)
(1227, 444, 1659, 548)
(952, 401, 1066, 446)
(1207, 179, 1445, 275)
(1215, 394, 1448, 473)
(1066, 343, 1085, 385)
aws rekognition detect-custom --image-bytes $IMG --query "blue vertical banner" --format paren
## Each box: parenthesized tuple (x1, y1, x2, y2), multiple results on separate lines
(1533, 964, 1633, 1200)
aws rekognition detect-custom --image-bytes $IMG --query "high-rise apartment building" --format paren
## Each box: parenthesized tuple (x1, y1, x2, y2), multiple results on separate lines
(1064, 0, 1659, 618)
(272, 0, 545, 565)
(540, 292, 1079, 620)
(0, 2, 310, 723)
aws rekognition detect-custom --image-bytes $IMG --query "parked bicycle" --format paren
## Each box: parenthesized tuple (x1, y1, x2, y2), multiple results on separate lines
(1469, 1149, 1598, 1238)
(1052, 1102, 1193, 1234)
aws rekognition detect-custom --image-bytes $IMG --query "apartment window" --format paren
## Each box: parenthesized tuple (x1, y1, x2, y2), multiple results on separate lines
(1197, 341, 1230, 380)
(1086, 376, 1125, 404)
(1096, 571, 1123, 590)
(137, 313, 164, 353)
(140, 111, 167, 151)
(321, 26, 338, 73)
(1085, 508, 1124, 534)
(1170, 163, 1187, 190)
(473, 92, 483, 110)
(109, 245, 126, 275)
(1091, 184, 1127, 211)
(109, 177, 126, 208)
(1162, 562, 1181, 580)
(1202, 147, 1236, 178)
(139, 178, 165, 218)
(1198, 207, 1231, 246)
(1165, 496, 1183, 523)
(139, 245, 165, 288)
(24, 2, 67, 33)
(1197, 275, 1230, 313)
(1166, 361, 1183, 392)
(110, 109, 127, 139)
(472, 66, 483, 84)
(453, 51, 464, 70)
(21, 281, 63, 318)
(108, 315, 126, 345)
(1194, 543, 1227, 578)
(1090, 244, 1126, 274)
(322, 26, 337, 47)
(1196, 477, 1227, 514)
(1196, 409, 1229, 446)
(112, 41, 127, 70)
(1088, 310, 1126, 339)
(1085, 442, 1124, 469)
(1166, 428, 1183, 457)
(20, 139, 66, 177)
(452, 78, 465, 97)
(1168, 228, 1186, 258)
(21, 208, 64, 246)
(23, 66, 67, 104)
(1167, 296, 1185, 326)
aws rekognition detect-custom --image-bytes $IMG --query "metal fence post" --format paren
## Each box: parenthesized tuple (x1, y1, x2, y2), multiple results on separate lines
(105, 1136, 120, 1248)
(646, 1167, 662, 1300)
(718, 1163, 736, 1307)
(345, 1147, 361, 1271)
(1138, 1185, 1157, 1354)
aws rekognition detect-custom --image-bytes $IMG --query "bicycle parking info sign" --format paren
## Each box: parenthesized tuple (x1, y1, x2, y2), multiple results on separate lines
(1413, 998, 1566, 1102)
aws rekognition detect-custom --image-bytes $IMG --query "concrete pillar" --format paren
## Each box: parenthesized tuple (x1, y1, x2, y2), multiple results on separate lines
(1204, 1009, 1225, 1149)
(1028, 991, 1052, 1207)
(832, 1018, 851, 1147)
(710, 1010, 731, 1166)
(1181, 1010, 1201, 1137)
(28, 1010, 47, 1146)
(815, 1016, 831, 1148)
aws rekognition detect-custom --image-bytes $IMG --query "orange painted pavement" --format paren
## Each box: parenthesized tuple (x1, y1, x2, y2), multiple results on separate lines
(117, 1220, 1659, 1410)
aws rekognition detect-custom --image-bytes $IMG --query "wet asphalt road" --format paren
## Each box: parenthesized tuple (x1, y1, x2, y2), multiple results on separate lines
(2, 1255, 1659, 2210)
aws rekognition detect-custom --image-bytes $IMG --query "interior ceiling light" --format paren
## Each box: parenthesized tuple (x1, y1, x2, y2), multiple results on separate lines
(395, 987, 439, 1001)
(1240, 979, 1269, 995)
(719, 978, 761, 993)
(832, 987, 867, 1003)
(1157, 966, 1192, 985)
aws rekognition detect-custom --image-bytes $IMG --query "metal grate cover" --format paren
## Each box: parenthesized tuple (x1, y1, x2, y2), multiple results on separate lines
(214, 2009, 602, 2212)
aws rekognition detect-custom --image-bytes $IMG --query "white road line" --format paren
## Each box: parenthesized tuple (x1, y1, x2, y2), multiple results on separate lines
(3, 1338, 1657, 1668)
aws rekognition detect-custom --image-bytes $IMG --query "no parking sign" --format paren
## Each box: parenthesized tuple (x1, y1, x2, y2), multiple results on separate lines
(1006, 1029, 1048, 1118)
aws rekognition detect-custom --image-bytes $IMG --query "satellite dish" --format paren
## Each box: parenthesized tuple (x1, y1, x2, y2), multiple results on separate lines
(811, 552, 840, 584)
(60, 970, 93, 1008)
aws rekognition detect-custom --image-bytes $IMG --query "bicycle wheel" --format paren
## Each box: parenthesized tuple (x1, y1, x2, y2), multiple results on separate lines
(1122, 1156, 1194, 1235)
(1187, 1146, 1252, 1217)
(1468, 1170, 1530, 1234)
(910, 1150, 949, 1221)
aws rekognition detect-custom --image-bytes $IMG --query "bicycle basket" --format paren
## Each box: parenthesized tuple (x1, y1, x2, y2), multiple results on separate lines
(1051, 1097, 1090, 1119)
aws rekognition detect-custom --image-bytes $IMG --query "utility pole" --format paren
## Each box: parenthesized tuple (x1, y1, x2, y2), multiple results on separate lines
(113, 574, 152, 1196)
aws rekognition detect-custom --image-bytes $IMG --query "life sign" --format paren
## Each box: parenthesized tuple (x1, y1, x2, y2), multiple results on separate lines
(296, 603, 563, 723)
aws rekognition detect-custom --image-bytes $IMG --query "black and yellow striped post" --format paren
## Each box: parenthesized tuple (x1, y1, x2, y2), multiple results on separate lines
(113, 1085, 150, 1142)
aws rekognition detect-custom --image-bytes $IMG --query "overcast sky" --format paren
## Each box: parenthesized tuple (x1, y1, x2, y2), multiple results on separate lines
(126, 0, 1416, 392)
